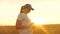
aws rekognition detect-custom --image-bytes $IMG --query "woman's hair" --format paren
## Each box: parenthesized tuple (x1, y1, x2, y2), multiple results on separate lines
(20, 4, 34, 13)
(20, 6, 25, 13)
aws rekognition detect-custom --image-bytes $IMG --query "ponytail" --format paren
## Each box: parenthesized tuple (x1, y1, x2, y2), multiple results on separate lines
(20, 6, 25, 13)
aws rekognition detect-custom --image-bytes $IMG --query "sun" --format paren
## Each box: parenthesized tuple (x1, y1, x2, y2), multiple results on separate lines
(31, 18, 45, 25)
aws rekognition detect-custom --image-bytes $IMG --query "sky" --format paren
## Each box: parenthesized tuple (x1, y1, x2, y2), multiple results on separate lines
(0, 0, 60, 26)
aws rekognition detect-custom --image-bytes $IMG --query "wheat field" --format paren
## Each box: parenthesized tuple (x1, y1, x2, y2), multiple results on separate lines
(0, 24, 60, 34)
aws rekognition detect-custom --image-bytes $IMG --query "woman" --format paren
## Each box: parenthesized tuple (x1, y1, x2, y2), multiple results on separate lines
(16, 4, 34, 34)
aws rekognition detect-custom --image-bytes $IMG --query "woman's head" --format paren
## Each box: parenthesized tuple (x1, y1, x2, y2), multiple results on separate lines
(20, 4, 34, 14)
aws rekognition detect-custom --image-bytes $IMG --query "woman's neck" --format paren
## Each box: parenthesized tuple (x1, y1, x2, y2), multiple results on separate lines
(20, 11, 28, 14)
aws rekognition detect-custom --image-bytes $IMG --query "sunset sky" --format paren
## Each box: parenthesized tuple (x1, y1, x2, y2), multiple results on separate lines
(0, 0, 60, 26)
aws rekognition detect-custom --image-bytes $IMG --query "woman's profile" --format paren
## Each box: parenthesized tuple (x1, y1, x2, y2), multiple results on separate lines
(16, 4, 34, 34)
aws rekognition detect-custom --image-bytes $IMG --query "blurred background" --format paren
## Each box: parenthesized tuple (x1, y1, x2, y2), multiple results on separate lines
(0, 0, 60, 34)
(0, 0, 60, 26)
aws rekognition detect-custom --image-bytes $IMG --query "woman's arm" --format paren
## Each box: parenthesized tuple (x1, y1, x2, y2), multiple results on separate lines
(16, 19, 26, 29)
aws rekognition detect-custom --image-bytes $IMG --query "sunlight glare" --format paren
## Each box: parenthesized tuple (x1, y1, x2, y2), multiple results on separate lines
(32, 18, 45, 25)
